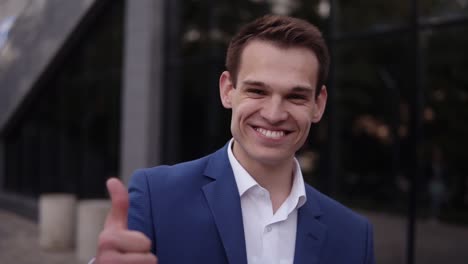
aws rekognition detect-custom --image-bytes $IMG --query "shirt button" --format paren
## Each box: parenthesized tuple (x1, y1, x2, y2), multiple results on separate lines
(265, 226, 272, 232)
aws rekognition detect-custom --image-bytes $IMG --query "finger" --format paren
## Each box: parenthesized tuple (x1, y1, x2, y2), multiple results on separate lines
(97, 251, 158, 264)
(120, 252, 158, 264)
(99, 229, 152, 253)
(105, 178, 129, 229)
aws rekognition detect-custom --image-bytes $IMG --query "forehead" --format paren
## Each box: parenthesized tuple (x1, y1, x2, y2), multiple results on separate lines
(237, 40, 319, 88)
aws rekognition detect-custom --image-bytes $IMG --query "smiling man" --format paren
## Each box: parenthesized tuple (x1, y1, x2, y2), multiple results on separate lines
(95, 15, 375, 264)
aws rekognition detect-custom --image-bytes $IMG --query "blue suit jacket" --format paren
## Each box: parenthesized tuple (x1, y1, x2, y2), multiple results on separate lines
(128, 144, 375, 264)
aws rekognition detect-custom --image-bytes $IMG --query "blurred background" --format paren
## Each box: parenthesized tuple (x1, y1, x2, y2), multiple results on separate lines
(0, 0, 467, 263)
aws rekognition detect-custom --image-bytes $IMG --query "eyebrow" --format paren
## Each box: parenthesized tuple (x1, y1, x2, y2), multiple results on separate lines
(242, 80, 268, 88)
(242, 80, 314, 94)
(291, 86, 314, 94)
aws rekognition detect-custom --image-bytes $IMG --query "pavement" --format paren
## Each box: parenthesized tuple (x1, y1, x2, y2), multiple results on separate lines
(1, 209, 467, 264)
(364, 210, 468, 264)
(0, 210, 77, 264)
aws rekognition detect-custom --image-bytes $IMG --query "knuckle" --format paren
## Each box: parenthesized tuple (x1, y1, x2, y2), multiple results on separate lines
(140, 235, 152, 250)
(98, 231, 117, 251)
(133, 231, 151, 250)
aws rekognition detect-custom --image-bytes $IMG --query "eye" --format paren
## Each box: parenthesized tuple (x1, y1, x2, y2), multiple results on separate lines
(246, 88, 266, 96)
(287, 94, 307, 101)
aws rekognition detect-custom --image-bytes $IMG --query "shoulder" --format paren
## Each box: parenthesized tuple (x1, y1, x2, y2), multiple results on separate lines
(129, 144, 229, 190)
(126, 150, 219, 240)
(129, 153, 214, 190)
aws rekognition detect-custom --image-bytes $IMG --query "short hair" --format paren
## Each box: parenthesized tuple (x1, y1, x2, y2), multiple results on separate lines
(225, 15, 330, 95)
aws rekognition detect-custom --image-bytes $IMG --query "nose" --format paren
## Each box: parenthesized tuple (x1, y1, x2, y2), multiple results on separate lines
(260, 96, 288, 124)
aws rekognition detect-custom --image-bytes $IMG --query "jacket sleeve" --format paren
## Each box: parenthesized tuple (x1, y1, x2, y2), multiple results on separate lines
(127, 169, 157, 254)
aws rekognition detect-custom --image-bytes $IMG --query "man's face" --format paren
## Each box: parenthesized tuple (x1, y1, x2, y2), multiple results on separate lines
(219, 40, 327, 169)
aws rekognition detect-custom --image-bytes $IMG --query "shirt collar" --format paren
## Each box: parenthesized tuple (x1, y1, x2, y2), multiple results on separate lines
(227, 139, 307, 209)
(227, 139, 259, 196)
(288, 159, 307, 209)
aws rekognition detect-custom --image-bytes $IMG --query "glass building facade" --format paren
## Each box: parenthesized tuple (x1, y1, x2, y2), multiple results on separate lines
(0, 0, 467, 263)
(1, 0, 124, 199)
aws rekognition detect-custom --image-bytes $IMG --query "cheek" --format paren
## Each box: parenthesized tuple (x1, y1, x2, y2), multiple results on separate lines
(232, 101, 258, 120)
(229, 105, 245, 131)
(290, 108, 314, 127)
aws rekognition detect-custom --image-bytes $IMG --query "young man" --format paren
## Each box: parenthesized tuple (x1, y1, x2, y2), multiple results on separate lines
(96, 15, 374, 264)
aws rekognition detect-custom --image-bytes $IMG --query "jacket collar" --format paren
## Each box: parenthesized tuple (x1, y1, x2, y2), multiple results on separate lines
(202, 144, 248, 264)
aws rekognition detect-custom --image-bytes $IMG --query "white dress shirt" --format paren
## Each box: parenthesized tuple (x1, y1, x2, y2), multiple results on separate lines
(227, 139, 307, 264)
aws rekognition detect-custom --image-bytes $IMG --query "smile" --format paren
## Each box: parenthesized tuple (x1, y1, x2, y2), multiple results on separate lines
(255, 127, 286, 139)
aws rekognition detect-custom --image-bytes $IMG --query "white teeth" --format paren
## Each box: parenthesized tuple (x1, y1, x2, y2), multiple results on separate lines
(256, 128, 285, 139)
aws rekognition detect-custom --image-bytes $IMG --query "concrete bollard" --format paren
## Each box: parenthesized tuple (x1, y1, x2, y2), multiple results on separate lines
(39, 193, 77, 250)
(76, 199, 111, 263)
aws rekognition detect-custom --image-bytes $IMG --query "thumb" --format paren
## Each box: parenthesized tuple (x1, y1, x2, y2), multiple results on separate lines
(105, 178, 129, 229)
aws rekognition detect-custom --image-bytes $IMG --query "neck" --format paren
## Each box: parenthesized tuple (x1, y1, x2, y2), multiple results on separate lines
(248, 159, 294, 191)
(232, 142, 295, 212)
(253, 161, 295, 213)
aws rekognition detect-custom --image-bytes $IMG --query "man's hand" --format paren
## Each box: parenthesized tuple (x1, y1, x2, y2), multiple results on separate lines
(96, 178, 158, 264)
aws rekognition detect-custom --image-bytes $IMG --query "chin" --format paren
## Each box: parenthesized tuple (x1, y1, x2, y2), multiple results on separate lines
(249, 149, 293, 165)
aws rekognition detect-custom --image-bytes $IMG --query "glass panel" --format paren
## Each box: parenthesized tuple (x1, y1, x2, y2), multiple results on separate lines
(420, 0, 468, 19)
(337, 0, 410, 33)
(181, 0, 325, 57)
(416, 25, 468, 264)
(335, 36, 411, 264)
(3, 1, 123, 198)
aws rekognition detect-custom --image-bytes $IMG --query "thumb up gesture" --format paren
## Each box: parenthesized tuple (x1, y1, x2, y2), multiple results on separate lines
(96, 178, 157, 264)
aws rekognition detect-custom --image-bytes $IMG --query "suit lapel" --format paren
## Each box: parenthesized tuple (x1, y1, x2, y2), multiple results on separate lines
(202, 146, 247, 264)
(294, 187, 327, 264)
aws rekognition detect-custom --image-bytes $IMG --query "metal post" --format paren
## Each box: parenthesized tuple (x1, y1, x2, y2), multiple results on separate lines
(120, 0, 165, 183)
(325, 0, 340, 196)
(162, 0, 182, 164)
(407, 0, 423, 263)
(0, 140, 4, 190)
(206, 0, 223, 152)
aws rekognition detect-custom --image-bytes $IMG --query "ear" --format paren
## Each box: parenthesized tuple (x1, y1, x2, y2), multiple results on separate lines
(311, 85, 327, 123)
(219, 71, 234, 109)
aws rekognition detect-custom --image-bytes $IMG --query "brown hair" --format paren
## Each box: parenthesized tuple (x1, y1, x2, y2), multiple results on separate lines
(226, 15, 330, 95)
